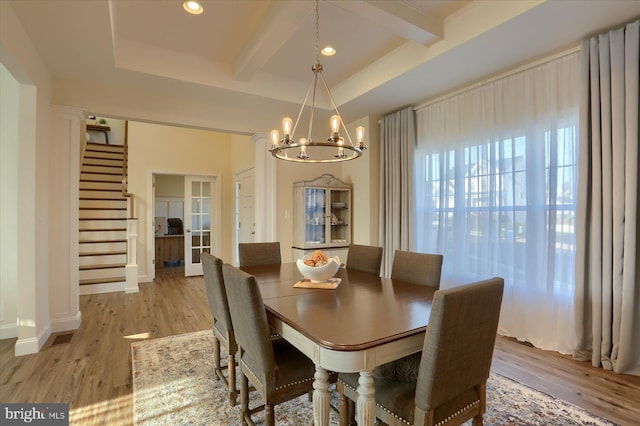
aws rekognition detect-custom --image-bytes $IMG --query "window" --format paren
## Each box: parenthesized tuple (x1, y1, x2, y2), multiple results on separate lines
(414, 51, 579, 353)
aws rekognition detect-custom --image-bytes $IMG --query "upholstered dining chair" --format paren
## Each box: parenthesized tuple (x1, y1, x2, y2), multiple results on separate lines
(391, 250, 444, 288)
(238, 242, 282, 267)
(201, 253, 238, 406)
(337, 277, 505, 426)
(345, 244, 383, 275)
(222, 263, 317, 426)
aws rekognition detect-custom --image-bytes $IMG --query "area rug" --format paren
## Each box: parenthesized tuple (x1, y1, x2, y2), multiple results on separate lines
(131, 330, 617, 425)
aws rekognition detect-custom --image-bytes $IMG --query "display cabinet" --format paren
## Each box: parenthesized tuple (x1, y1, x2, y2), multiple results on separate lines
(292, 174, 351, 260)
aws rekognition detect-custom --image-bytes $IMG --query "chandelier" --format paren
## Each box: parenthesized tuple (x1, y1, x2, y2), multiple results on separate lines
(269, 0, 365, 163)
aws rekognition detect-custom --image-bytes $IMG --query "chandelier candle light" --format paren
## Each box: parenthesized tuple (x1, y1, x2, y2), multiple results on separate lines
(269, 0, 365, 163)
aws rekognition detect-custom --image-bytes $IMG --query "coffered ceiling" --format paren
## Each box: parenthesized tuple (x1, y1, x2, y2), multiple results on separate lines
(6, 0, 640, 135)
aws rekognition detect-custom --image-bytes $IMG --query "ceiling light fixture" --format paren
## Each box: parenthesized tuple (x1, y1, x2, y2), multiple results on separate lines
(269, 0, 365, 163)
(321, 46, 336, 56)
(183, 1, 203, 15)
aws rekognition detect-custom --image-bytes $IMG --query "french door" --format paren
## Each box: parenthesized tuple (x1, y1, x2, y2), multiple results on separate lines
(184, 175, 217, 276)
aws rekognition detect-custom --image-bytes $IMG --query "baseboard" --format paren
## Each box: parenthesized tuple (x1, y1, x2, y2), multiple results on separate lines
(51, 311, 82, 333)
(0, 323, 18, 339)
(138, 273, 152, 284)
(14, 323, 51, 356)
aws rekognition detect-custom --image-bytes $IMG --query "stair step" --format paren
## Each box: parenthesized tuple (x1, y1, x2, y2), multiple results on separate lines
(81, 173, 123, 183)
(78, 241, 127, 253)
(79, 263, 126, 271)
(79, 230, 127, 241)
(83, 151, 123, 160)
(79, 217, 127, 221)
(79, 239, 127, 244)
(80, 178, 122, 184)
(79, 190, 123, 199)
(79, 276, 126, 286)
(79, 250, 126, 256)
(82, 165, 124, 174)
(86, 142, 124, 153)
(79, 228, 127, 232)
(79, 199, 127, 210)
(80, 181, 121, 191)
(79, 267, 126, 280)
(83, 158, 123, 167)
(79, 207, 126, 210)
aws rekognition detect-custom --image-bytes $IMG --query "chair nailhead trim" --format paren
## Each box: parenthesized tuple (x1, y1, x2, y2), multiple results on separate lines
(338, 379, 480, 426)
(340, 380, 411, 425)
(274, 377, 314, 391)
(244, 364, 313, 391)
(434, 401, 479, 426)
(244, 365, 263, 387)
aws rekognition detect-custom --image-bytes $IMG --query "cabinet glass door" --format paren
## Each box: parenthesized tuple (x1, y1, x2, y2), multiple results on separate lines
(330, 189, 349, 244)
(305, 188, 325, 244)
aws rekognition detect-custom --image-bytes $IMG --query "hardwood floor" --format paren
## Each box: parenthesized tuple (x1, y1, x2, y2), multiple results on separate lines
(1, 266, 639, 425)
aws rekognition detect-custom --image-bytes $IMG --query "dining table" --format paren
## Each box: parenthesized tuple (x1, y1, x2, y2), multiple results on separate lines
(240, 262, 437, 426)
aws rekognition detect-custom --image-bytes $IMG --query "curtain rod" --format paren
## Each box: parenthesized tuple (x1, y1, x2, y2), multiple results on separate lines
(414, 44, 581, 112)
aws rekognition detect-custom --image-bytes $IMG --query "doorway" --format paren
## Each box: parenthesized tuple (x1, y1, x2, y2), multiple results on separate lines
(153, 173, 220, 278)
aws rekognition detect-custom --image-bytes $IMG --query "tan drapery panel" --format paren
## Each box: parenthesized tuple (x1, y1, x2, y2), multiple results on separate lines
(379, 106, 415, 277)
(574, 20, 640, 375)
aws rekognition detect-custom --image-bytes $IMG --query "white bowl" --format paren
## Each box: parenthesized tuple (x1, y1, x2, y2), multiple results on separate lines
(296, 256, 341, 283)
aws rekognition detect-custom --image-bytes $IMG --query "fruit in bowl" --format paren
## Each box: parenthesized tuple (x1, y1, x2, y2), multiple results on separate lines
(296, 250, 340, 283)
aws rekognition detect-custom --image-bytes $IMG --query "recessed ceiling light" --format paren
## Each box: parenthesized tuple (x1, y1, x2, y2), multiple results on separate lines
(183, 1, 203, 15)
(321, 46, 336, 56)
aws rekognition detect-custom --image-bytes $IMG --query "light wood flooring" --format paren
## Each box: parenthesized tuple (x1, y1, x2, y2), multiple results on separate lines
(1, 266, 639, 425)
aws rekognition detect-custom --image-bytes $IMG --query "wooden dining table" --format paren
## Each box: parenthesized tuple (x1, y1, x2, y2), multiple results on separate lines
(240, 262, 437, 426)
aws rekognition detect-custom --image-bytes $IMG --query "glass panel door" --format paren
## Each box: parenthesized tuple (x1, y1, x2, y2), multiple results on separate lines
(185, 175, 215, 276)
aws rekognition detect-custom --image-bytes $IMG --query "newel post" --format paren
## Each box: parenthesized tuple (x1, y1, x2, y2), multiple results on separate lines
(125, 218, 139, 293)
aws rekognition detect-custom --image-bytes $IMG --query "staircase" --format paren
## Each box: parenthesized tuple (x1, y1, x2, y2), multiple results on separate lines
(79, 142, 128, 294)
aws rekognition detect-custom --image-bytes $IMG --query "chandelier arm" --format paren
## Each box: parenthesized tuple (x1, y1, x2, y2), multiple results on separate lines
(291, 74, 317, 141)
(318, 72, 356, 147)
(307, 68, 320, 141)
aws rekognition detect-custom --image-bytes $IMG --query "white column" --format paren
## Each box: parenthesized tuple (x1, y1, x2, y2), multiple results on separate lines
(252, 133, 276, 242)
(47, 105, 84, 334)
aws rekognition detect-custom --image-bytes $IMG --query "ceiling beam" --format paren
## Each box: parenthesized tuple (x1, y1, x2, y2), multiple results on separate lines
(234, 1, 313, 82)
(328, 0, 443, 46)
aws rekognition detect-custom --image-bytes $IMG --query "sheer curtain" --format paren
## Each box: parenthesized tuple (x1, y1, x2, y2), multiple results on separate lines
(414, 52, 580, 353)
(574, 21, 640, 375)
(379, 107, 415, 276)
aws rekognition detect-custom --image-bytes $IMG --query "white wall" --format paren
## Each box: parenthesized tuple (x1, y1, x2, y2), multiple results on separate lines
(341, 115, 380, 247)
(0, 63, 20, 338)
(1, 0, 54, 354)
(155, 175, 185, 198)
(128, 122, 253, 280)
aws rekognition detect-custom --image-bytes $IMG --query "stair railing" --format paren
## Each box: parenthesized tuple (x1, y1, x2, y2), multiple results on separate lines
(122, 120, 134, 218)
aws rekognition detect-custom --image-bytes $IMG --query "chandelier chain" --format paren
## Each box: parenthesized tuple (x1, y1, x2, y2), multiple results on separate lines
(314, 0, 320, 64)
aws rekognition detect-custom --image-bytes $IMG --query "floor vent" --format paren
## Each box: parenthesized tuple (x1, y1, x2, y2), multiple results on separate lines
(51, 333, 74, 346)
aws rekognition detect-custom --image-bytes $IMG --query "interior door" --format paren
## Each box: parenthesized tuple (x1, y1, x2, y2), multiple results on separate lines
(235, 169, 255, 264)
(184, 175, 216, 276)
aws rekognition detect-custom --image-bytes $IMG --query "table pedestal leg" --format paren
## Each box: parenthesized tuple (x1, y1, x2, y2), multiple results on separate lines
(313, 365, 330, 426)
(357, 371, 375, 425)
